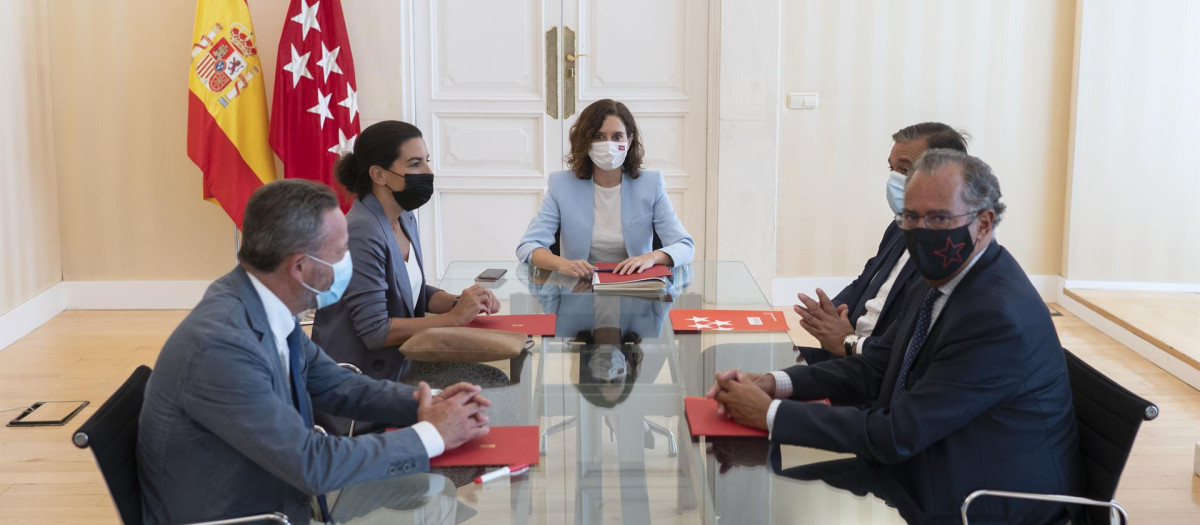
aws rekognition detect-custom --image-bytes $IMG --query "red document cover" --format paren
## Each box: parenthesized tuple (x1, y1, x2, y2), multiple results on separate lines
(684, 397, 831, 439)
(428, 426, 540, 468)
(592, 262, 672, 284)
(684, 397, 767, 438)
(467, 314, 556, 336)
(670, 309, 790, 332)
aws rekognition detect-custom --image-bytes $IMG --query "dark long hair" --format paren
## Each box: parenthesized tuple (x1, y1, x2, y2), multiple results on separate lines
(567, 99, 644, 180)
(334, 120, 424, 199)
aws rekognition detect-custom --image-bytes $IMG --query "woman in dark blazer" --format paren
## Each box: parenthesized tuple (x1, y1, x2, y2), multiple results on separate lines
(313, 121, 500, 389)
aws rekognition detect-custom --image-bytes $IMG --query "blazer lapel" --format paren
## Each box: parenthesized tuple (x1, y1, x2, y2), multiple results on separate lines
(397, 211, 425, 314)
(849, 235, 906, 323)
(229, 266, 292, 397)
(363, 194, 416, 317)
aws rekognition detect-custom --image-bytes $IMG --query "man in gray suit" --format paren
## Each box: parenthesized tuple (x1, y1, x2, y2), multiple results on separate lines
(138, 180, 490, 524)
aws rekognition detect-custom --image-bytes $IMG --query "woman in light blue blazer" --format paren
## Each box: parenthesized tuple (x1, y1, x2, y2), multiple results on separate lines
(516, 99, 694, 278)
(313, 121, 500, 389)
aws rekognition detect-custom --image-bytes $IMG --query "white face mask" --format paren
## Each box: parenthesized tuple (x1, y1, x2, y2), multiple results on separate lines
(886, 171, 907, 215)
(587, 347, 628, 382)
(588, 141, 629, 172)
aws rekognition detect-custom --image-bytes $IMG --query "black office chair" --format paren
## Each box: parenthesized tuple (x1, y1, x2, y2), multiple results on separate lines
(961, 349, 1159, 525)
(73, 365, 290, 525)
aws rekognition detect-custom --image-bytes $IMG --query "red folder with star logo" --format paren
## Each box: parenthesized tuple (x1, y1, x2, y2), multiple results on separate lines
(669, 309, 790, 333)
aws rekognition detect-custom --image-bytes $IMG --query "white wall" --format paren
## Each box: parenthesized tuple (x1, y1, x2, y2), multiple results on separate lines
(1064, 0, 1200, 286)
(0, 1, 61, 316)
(775, 0, 1076, 282)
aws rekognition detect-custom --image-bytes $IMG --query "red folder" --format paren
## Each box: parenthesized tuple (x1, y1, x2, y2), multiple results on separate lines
(467, 314, 556, 336)
(684, 397, 831, 439)
(428, 425, 540, 468)
(592, 262, 672, 284)
(670, 309, 790, 333)
(684, 397, 768, 438)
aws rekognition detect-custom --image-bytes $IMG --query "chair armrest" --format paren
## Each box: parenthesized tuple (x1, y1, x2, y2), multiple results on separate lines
(961, 489, 1128, 525)
(184, 511, 291, 524)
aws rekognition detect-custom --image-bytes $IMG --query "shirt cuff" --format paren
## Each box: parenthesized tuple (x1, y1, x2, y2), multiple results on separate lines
(411, 421, 445, 459)
(770, 371, 793, 399)
(854, 336, 868, 355)
(766, 399, 783, 439)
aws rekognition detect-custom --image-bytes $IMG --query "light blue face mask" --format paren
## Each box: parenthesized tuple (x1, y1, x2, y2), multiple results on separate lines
(301, 251, 353, 309)
(886, 171, 907, 215)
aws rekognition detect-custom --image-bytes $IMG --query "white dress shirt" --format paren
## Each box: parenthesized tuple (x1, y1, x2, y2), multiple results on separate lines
(588, 182, 629, 263)
(245, 272, 444, 458)
(851, 251, 911, 353)
(403, 250, 424, 311)
(766, 246, 988, 436)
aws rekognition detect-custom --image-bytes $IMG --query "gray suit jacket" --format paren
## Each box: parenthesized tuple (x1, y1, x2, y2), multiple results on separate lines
(313, 193, 439, 382)
(138, 266, 431, 525)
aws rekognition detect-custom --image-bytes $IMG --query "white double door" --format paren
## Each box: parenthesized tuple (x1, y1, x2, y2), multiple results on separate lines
(411, 0, 709, 276)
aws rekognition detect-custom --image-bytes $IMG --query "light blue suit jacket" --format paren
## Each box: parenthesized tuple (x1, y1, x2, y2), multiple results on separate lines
(516, 170, 694, 267)
(138, 266, 430, 524)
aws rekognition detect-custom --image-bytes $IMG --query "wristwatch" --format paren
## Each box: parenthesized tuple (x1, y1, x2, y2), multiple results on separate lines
(842, 334, 860, 356)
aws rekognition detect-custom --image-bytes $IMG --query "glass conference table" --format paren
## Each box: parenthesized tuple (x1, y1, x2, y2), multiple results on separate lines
(325, 262, 910, 525)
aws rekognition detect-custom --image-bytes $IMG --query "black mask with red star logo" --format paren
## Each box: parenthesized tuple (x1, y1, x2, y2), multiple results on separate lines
(903, 224, 974, 281)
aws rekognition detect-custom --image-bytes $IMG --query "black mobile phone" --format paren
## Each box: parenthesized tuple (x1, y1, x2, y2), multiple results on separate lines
(475, 268, 507, 282)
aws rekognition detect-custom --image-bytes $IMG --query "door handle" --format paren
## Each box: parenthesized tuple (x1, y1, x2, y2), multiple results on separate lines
(545, 27, 558, 119)
(563, 26, 578, 118)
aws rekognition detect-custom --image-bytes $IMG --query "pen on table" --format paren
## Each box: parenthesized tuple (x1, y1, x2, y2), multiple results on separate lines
(474, 464, 530, 484)
(593, 268, 615, 273)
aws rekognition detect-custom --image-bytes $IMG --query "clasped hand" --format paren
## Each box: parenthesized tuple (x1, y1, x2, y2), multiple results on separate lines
(794, 288, 854, 354)
(415, 381, 491, 449)
(704, 369, 776, 431)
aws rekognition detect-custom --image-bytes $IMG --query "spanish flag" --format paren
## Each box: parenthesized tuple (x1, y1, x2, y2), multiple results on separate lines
(187, 0, 276, 228)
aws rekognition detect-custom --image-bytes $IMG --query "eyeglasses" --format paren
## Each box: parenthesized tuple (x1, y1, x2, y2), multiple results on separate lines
(894, 210, 980, 230)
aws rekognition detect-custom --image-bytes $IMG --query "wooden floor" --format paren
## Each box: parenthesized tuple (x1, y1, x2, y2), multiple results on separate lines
(1065, 289, 1200, 372)
(1, 306, 1199, 523)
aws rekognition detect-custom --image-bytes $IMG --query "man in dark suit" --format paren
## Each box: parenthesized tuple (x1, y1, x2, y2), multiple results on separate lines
(138, 180, 491, 525)
(710, 150, 1082, 523)
(795, 123, 969, 364)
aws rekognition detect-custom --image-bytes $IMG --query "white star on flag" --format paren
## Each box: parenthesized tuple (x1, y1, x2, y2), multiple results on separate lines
(282, 44, 313, 88)
(308, 88, 333, 129)
(328, 129, 357, 156)
(712, 320, 732, 327)
(290, 0, 322, 40)
(686, 316, 709, 323)
(338, 84, 358, 121)
(316, 42, 342, 82)
(689, 322, 711, 330)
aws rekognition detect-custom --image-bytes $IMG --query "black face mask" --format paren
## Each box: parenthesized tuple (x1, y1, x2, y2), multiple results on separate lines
(390, 173, 434, 210)
(903, 223, 975, 281)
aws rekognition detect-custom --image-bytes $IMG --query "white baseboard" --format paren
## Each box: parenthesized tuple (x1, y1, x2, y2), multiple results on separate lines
(1064, 279, 1200, 293)
(772, 274, 1064, 306)
(0, 280, 213, 351)
(65, 281, 212, 310)
(1058, 292, 1200, 391)
(0, 282, 67, 351)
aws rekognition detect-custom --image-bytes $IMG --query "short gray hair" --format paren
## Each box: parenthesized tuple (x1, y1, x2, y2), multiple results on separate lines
(892, 122, 970, 153)
(910, 149, 1006, 224)
(238, 179, 340, 272)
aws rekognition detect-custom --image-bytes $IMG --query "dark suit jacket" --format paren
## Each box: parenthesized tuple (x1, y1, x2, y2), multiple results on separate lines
(138, 266, 430, 525)
(312, 193, 440, 381)
(774, 244, 1082, 523)
(800, 221, 915, 364)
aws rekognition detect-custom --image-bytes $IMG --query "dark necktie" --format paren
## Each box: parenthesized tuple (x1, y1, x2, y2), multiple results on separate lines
(287, 327, 331, 522)
(890, 288, 942, 404)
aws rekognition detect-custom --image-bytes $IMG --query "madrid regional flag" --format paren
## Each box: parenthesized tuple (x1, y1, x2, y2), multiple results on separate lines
(187, 0, 277, 228)
(269, 0, 360, 211)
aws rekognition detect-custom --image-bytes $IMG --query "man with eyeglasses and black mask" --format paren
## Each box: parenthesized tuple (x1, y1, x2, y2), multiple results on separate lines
(794, 122, 969, 364)
(707, 150, 1083, 523)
